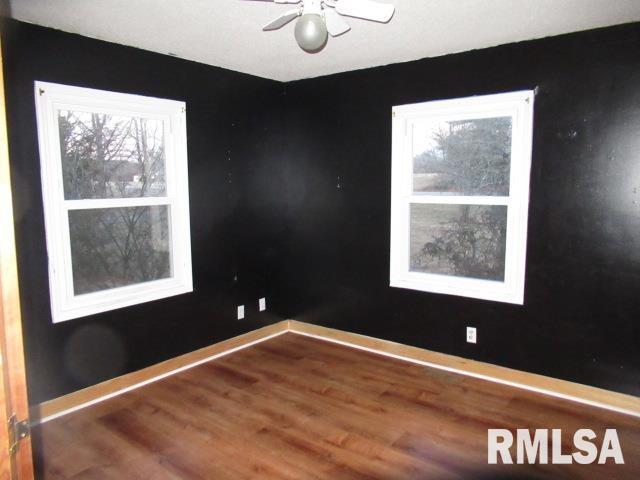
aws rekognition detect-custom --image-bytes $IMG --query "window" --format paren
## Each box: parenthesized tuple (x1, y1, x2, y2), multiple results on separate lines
(35, 82, 192, 322)
(390, 91, 534, 304)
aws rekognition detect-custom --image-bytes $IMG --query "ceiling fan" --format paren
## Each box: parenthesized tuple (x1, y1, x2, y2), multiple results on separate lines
(242, 0, 395, 53)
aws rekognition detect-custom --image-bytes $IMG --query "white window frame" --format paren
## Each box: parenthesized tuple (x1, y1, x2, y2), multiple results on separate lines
(35, 81, 193, 323)
(390, 91, 534, 304)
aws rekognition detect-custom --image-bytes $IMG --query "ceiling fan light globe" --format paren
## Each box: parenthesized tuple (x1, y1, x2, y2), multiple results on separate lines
(294, 14, 328, 52)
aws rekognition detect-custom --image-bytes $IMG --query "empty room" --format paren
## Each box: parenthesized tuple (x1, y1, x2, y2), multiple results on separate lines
(0, 0, 638, 478)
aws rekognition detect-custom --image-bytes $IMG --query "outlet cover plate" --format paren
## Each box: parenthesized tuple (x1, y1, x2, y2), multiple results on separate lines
(466, 326, 477, 344)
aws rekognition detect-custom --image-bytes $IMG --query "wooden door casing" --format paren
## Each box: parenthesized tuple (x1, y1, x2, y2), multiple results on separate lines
(0, 34, 35, 480)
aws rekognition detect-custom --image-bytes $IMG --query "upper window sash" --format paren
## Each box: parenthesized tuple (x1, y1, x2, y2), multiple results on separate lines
(395, 94, 531, 200)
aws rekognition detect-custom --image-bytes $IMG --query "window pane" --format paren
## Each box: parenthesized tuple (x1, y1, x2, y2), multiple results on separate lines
(412, 117, 512, 196)
(69, 206, 171, 295)
(410, 204, 507, 281)
(58, 110, 167, 199)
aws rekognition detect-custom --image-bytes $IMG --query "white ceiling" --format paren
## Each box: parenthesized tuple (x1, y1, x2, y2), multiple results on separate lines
(10, 0, 640, 82)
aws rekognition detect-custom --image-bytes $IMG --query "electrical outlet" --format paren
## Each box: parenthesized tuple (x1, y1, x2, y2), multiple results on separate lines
(237, 305, 245, 320)
(259, 297, 266, 312)
(466, 326, 477, 344)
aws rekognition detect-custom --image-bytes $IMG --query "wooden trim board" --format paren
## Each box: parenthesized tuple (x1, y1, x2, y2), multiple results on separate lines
(288, 320, 640, 419)
(30, 321, 289, 424)
(31, 319, 640, 425)
(0, 35, 36, 479)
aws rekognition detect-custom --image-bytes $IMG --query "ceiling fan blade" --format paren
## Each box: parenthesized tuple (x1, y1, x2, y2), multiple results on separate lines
(335, 0, 394, 23)
(263, 9, 301, 30)
(324, 9, 351, 37)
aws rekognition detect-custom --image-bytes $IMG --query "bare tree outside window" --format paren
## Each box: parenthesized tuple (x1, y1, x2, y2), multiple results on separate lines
(58, 111, 166, 199)
(69, 206, 171, 294)
(410, 204, 507, 281)
(408, 116, 512, 281)
(58, 111, 170, 294)
(412, 117, 512, 196)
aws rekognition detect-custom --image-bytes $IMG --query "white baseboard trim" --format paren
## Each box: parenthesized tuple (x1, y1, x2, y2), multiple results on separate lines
(287, 321, 640, 419)
(32, 319, 640, 425)
(31, 323, 289, 425)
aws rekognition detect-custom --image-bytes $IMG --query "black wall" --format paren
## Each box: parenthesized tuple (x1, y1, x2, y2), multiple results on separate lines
(2, 20, 289, 404)
(4, 19, 640, 405)
(281, 24, 640, 397)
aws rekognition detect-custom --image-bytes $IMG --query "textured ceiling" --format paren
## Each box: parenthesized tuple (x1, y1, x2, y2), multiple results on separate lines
(9, 0, 640, 82)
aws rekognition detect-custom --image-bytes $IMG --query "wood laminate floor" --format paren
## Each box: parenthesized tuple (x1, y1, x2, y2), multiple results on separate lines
(32, 332, 639, 479)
